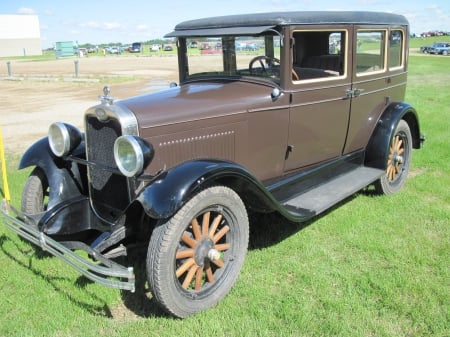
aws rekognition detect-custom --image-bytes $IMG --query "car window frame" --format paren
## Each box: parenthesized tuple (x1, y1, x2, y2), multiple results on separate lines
(289, 27, 349, 85)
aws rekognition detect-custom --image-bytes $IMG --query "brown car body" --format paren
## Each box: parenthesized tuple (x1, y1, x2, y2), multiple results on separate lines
(2, 11, 423, 317)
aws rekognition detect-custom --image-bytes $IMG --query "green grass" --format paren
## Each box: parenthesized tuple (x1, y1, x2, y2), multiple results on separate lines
(0, 55, 449, 337)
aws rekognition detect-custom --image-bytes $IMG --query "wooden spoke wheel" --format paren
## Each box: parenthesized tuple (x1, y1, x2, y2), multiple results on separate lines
(147, 186, 249, 318)
(375, 120, 412, 195)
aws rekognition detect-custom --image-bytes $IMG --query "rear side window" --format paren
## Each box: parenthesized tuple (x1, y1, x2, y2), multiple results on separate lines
(389, 30, 404, 69)
(356, 30, 385, 75)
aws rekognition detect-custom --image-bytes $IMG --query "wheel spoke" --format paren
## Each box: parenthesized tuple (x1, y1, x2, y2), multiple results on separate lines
(181, 233, 197, 248)
(202, 211, 210, 237)
(386, 165, 394, 180)
(191, 218, 202, 240)
(214, 243, 230, 251)
(213, 225, 229, 243)
(195, 266, 204, 291)
(396, 138, 403, 151)
(181, 264, 198, 289)
(176, 249, 194, 259)
(209, 214, 223, 238)
(212, 258, 225, 268)
(205, 265, 214, 283)
(176, 257, 196, 278)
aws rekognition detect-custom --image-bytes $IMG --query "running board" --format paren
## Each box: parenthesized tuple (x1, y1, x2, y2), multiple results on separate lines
(280, 167, 384, 218)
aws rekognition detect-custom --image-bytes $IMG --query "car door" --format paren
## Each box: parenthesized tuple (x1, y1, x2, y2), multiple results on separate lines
(284, 26, 353, 171)
(343, 26, 407, 154)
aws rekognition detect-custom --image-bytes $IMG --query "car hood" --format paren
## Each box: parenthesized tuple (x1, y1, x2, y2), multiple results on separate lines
(116, 80, 279, 130)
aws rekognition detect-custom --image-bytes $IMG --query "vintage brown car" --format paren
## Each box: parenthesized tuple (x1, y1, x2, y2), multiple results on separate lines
(2, 11, 424, 317)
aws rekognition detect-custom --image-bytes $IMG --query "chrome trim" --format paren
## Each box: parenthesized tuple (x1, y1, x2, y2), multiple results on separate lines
(1, 200, 135, 292)
(85, 101, 139, 137)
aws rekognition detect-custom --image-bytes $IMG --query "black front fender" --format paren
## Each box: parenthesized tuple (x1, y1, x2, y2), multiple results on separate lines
(19, 137, 86, 209)
(365, 102, 421, 170)
(136, 159, 278, 220)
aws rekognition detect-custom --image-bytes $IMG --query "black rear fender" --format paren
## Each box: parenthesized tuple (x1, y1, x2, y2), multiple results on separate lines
(365, 102, 422, 170)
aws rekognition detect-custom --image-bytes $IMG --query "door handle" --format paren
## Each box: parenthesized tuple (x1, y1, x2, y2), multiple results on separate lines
(345, 88, 365, 98)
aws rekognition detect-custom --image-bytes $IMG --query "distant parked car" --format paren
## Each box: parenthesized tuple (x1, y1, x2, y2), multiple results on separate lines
(188, 41, 198, 48)
(108, 47, 119, 54)
(428, 42, 450, 55)
(420, 42, 439, 53)
(130, 42, 142, 53)
(163, 44, 173, 51)
(151, 44, 161, 52)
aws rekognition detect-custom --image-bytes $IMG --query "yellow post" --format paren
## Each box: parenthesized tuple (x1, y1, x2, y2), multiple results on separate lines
(0, 126, 11, 202)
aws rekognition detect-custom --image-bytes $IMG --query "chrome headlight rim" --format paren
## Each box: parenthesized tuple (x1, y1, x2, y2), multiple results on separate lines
(114, 135, 153, 178)
(48, 122, 82, 157)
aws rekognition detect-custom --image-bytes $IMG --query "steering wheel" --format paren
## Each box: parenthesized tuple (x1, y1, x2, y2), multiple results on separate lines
(249, 55, 300, 80)
(249, 56, 280, 77)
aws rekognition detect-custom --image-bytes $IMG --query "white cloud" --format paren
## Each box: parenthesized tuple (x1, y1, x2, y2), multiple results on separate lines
(17, 7, 36, 15)
(136, 24, 148, 31)
(103, 22, 123, 30)
(80, 21, 124, 30)
(80, 21, 101, 29)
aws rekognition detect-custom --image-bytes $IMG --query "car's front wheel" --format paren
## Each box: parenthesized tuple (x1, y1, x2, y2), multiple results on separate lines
(375, 120, 412, 195)
(21, 167, 49, 216)
(147, 186, 249, 318)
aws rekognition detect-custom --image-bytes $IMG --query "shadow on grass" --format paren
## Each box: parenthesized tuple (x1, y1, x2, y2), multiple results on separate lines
(0, 188, 369, 320)
(0, 234, 114, 317)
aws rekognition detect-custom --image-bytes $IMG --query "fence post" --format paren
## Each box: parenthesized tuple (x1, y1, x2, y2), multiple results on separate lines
(6, 61, 11, 77)
(74, 60, 79, 77)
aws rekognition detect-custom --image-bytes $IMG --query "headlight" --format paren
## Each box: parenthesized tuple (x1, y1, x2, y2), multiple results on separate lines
(114, 135, 154, 177)
(48, 122, 82, 157)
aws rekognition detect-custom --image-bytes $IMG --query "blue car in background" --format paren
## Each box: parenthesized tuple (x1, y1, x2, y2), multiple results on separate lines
(429, 42, 450, 55)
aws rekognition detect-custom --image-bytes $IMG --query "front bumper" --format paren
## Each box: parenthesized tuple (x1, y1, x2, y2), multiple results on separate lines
(1, 200, 135, 292)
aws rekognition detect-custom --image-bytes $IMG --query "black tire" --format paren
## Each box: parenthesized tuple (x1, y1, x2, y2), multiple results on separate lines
(147, 186, 249, 318)
(374, 120, 412, 195)
(21, 167, 49, 215)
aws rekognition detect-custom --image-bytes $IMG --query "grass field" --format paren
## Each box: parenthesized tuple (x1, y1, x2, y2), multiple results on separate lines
(0, 53, 449, 337)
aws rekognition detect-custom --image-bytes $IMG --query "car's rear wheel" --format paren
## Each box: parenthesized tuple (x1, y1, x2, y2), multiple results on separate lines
(21, 167, 49, 216)
(147, 186, 249, 318)
(374, 120, 412, 195)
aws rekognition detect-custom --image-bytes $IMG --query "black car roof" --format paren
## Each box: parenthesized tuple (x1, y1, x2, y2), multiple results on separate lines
(165, 11, 409, 37)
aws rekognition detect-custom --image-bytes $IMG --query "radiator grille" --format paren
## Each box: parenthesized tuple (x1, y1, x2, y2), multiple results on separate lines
(86, 116, 129, 221)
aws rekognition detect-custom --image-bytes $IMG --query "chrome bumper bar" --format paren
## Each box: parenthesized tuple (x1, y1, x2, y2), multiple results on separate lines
(1, 200, 135, 292)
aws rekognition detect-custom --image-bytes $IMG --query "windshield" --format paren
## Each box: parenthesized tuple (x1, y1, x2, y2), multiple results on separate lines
(182, 35, 282, 83)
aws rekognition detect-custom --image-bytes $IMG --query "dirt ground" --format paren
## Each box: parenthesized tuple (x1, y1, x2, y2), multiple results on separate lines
(0, 55, 179, 154)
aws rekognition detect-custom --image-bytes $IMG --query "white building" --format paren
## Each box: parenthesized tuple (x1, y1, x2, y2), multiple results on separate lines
(0, 15, 42, 57)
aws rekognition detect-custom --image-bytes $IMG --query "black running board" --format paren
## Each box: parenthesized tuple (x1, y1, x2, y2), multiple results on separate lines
(280, 166, 384, 218)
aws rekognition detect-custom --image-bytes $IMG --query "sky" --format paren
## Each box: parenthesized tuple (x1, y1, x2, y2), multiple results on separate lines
(1, 0, 450, 49)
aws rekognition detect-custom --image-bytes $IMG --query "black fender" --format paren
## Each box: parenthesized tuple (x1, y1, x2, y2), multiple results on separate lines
(136, 159, 280, 220)
(19, 137, 87, 209)
(365, 102, 422, 170)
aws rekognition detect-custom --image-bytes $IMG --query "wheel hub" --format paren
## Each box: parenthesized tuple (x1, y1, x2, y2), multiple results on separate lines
(194, 238, 215, 267)
(393, 153, 404, 165)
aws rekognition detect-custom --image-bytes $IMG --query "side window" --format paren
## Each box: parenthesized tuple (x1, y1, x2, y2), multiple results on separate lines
(389, 30, 404, 69)
(292, 30, 346, 82)
(356, 30, 385, 75)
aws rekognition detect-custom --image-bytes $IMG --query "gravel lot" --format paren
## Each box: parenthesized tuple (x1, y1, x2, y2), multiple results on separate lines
(0, 55, 179, 154)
